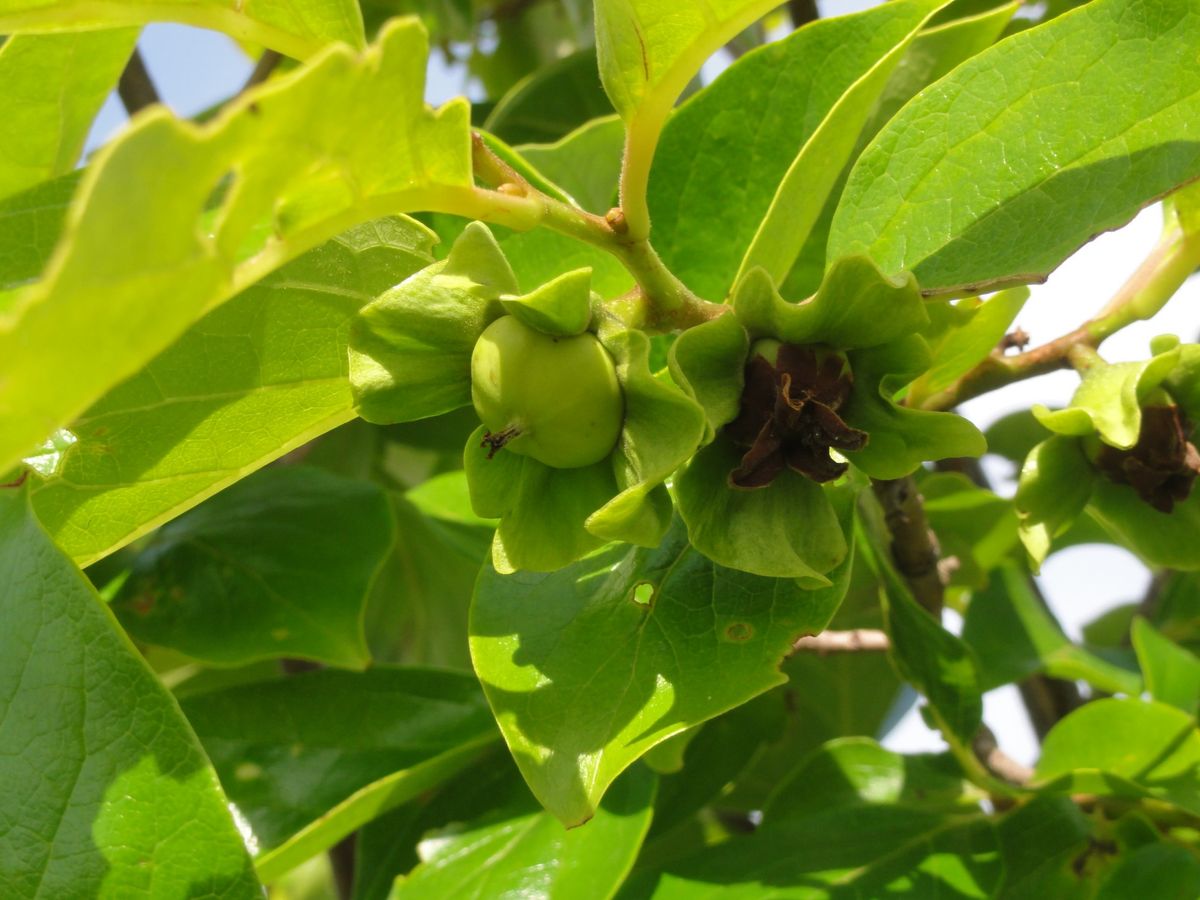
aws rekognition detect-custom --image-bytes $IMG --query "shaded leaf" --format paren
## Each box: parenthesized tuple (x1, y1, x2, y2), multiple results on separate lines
(485, 48, 613, 146)
(111, 466, 393, 669)
(180, 667, 499, 882)
(519, 115, 625, 214)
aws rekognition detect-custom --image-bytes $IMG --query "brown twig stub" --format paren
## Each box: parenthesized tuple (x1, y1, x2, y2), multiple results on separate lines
(872, 476, 945, 616)
(972, 726, 1033, 787)
(791, 629, 890, 655)
(117, 48, 161, 115)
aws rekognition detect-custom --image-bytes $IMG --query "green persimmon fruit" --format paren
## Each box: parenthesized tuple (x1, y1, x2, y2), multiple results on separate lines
(471, 315, 623, 468)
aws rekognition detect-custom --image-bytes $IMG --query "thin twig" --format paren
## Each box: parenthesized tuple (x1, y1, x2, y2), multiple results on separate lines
(924, 223, 1200, 411)
(242, 49, 283, 93)
(117, 48, 161, 115)
(792, 629, 890, 654)
(972, 727, 1033, 787)
(787, 0, 819, 28)
(872, 476, 945, 616)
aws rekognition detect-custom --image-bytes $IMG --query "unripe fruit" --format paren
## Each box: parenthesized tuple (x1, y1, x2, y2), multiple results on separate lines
(471, 315, 623, 468)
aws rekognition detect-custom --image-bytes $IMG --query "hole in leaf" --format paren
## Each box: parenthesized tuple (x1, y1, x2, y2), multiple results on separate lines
(632, 583, 654, 606)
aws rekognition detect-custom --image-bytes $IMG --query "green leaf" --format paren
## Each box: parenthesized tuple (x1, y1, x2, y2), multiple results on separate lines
(110, 466, 393, 669)
(918, 472, 1019, 593)
(484, 48, 613, 146)
(907, 288, 1030, 408)
(0, 19, 480, 477)
(994, 796, 1095, 899)
(859, 501, 983, 744)
(736, 0, 948, 291)
(179, 667, 499, 882)
(0, 0, 364, 58)
(1132, 617, 1200, 714)
(648, 0, 945, 301)
(0, 31, 136, 203)
(518, 115, 625, 214)
(470, 521, 847, 826)
(1089, 478, 1200, 571)
(593, 0, 784, 237)
(0, 487, 259, 896)
(1035, 698, 1200, 817)
(623, 806, 999, 898)
(673, 438, 851, 581)
(364, 490, 491, 669)
(391, 764, 655, 899)
(351, 223, 516, 424)
(962, 562, 1142, 695)
(29, 217, 434, 567)
(1014, 436, 1096, 567)
(766, 738, 978, 821)
(829, 0, 1200, 294)
(0, 170, 77, 293)
(1097, 843, 1200, 900)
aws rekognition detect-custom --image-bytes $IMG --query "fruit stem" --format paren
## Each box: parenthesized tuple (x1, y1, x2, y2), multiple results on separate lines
(922, 215, 1200, 411)
(470, 134, 728, 333)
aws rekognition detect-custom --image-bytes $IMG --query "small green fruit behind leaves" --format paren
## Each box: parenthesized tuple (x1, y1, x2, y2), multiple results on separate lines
(471, 315, 624, 469)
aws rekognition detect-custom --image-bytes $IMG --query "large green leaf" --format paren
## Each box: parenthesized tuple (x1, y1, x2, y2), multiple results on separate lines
(29, 218, 434, 566)
(0, 31, 135, 203)
(179, 667, 499, 882)
(829, 0, 1200, 294)
(0, 487, 259, 897)
(518, 115, 625, 215)
(622, 806, 998, 898)
(0, 19, 491, 478)
(593, 0, 786, 238)
(0, 0, 363, 58)
(0, 170, 77, 293)
(485, 48, 613, 146)
(1131, 617, 1200, 714)
(391, 764, 655, 899)
(110, 466, 393, 669)
(736, 0, 948, 292)
(962, 562, 1142, 695)
(470, 521, 847, 826)
(1035, 698, 1200, 817)
(649, 1, 942, 302)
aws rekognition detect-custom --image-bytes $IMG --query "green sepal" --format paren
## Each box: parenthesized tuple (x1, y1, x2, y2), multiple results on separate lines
(673, 437, 851, 582)
(585, 324, 707, 548)
(731, 256, 929, 350)
(667, 311, 750, 442)
(1034, 336, 1183, 448)
(1165, 343, 1200, 425)
(1089, 479, 1200, 571)
(1015, 436, 1096, 569)
(465, 425, 615, 574)
(840, 336, 987, 479)
(500, 267, 594, 337)
(349, 222, 516, 424)
(907, 287, 1030, 407)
